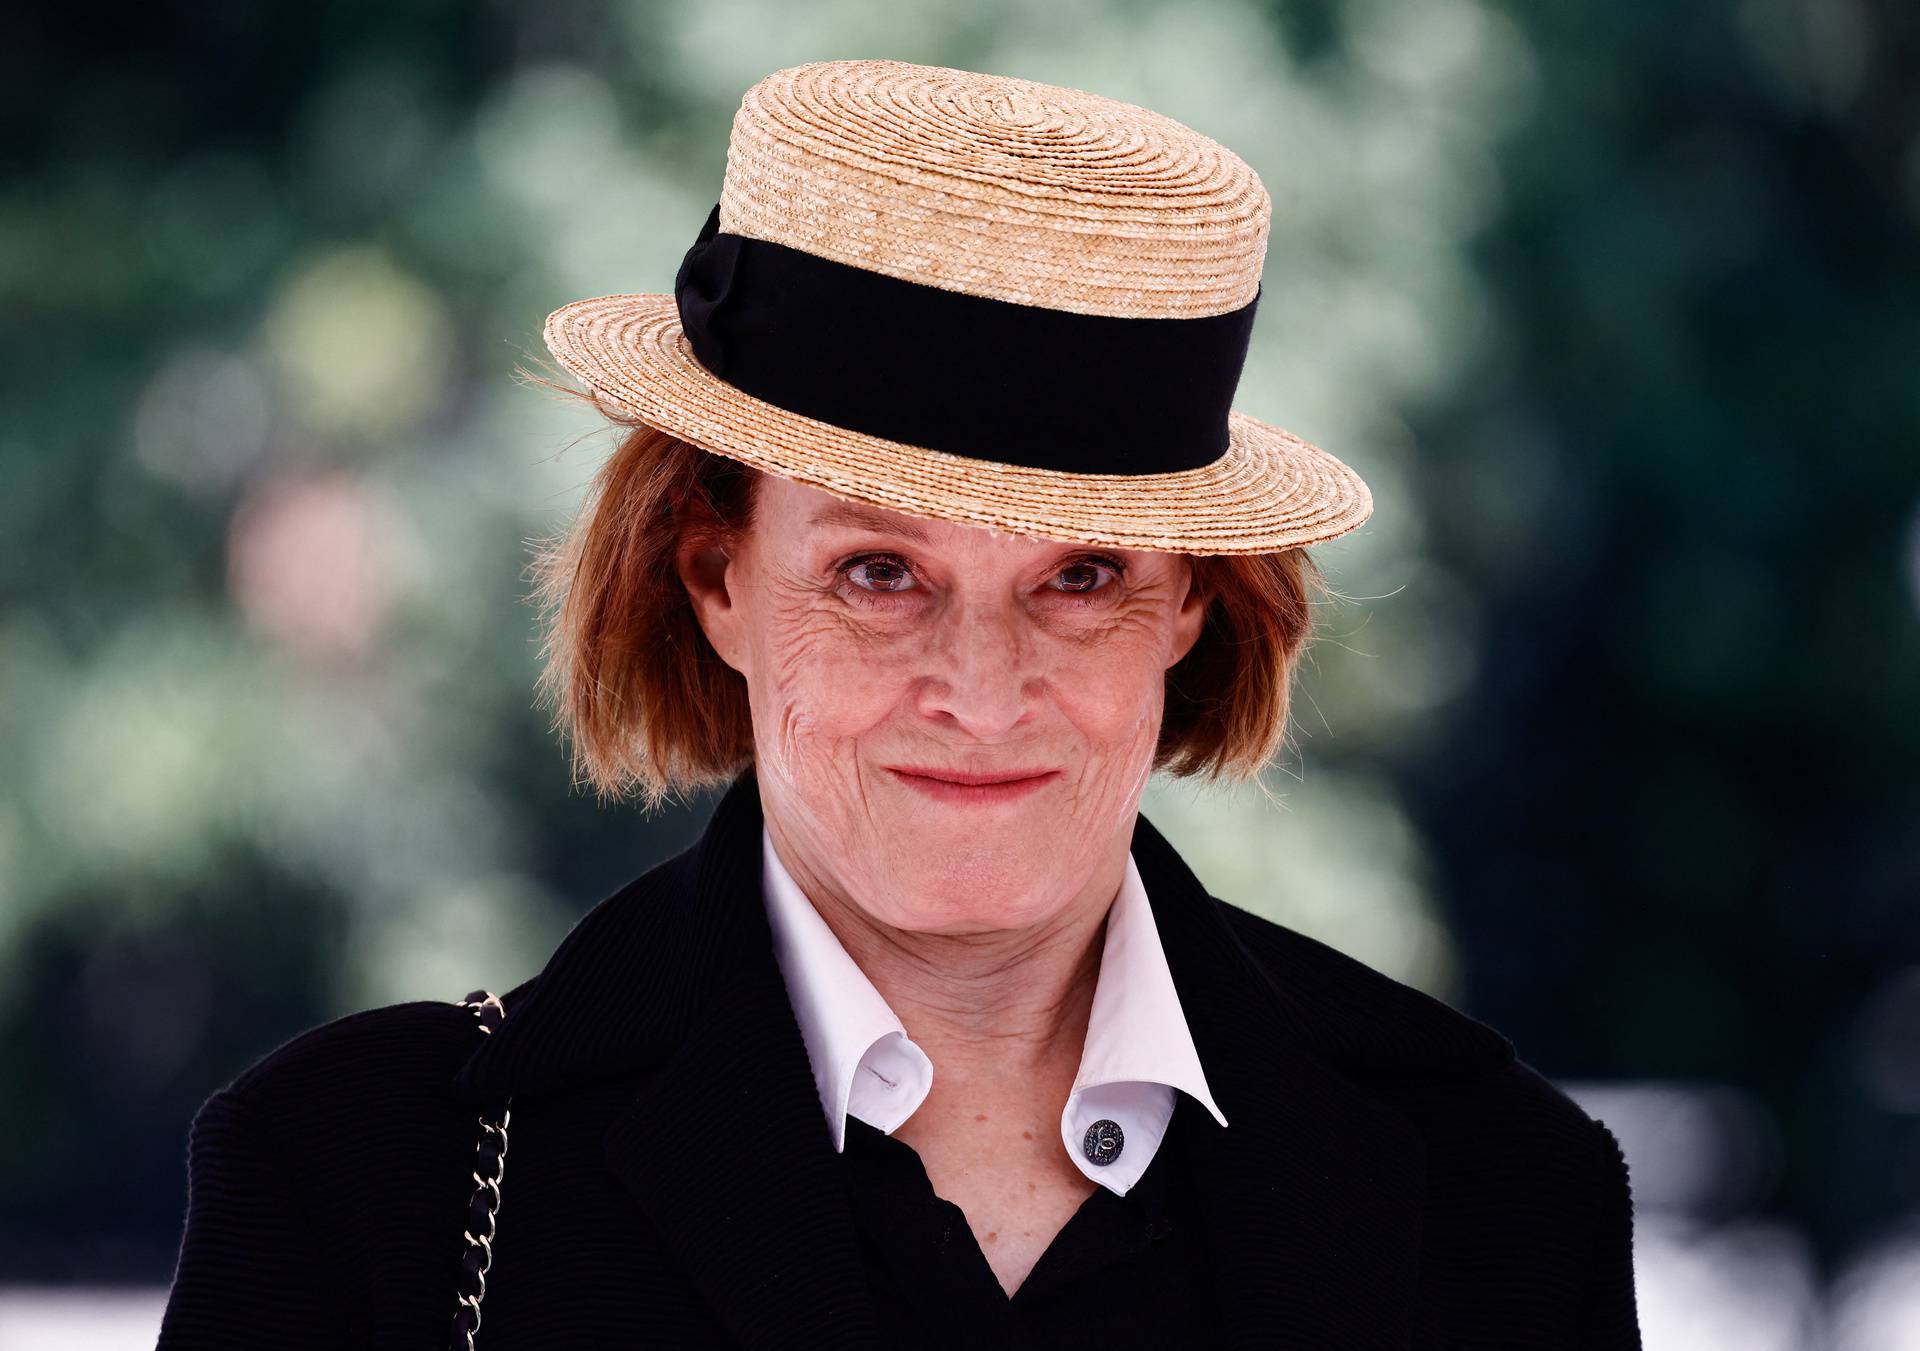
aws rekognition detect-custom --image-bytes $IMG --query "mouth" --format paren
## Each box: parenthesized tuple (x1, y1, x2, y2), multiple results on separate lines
(884, 766, 1062, 805)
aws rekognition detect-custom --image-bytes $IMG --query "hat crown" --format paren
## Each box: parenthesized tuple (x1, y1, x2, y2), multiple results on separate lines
(716, 59, 1272, 320)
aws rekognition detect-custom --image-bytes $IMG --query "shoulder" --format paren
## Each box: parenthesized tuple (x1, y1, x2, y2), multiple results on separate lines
(1214, 898, 1623, 1165)
(203, 977, 537, 1155)
(1214, 898, 1518, 1081)
(1214, 898, 1635, 1280)
(1211, 904, 1639, 1333)
(220, 991, 506, 1100)
(181, 983, 544, 1255)
(165, 988, 548, 1343)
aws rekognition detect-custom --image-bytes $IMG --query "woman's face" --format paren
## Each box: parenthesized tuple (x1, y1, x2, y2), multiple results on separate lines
(681, 473, 1208, 936)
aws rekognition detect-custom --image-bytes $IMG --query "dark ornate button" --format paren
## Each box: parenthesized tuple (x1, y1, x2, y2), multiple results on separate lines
(1082, 1118, 1125, 1166)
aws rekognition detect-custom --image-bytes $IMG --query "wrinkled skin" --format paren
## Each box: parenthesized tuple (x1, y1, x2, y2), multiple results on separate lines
(677, 472, 1206, 1055)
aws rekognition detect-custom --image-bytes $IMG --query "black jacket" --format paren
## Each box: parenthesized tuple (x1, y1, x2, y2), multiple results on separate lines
(158, 766, 1642, 1348)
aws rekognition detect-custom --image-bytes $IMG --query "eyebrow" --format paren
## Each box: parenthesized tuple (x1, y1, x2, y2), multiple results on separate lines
(805, 501, 935, 545)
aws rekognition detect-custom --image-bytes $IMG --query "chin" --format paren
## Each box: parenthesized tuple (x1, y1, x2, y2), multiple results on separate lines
(880, 845, 1059, 929)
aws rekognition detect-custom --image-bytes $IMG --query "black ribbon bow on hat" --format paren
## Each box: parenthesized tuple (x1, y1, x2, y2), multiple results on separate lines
(672, 201, 1260, 476)
(673, 202, 749, 380)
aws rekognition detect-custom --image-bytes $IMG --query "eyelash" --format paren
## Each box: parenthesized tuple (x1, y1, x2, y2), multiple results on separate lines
(834, 552, 1127, 606)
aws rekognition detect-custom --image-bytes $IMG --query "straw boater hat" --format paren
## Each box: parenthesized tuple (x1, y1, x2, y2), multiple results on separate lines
(542, 58, 1374, 555)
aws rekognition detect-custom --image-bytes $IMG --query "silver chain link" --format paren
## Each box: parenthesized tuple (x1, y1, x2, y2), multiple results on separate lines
(451, 991, 511, 1350)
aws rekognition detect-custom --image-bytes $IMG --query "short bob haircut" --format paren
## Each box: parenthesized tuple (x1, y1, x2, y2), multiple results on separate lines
(530, 408, 1333, 813)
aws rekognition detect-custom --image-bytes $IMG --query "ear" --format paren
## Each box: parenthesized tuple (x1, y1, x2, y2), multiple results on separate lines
(1167, 557, 1209, 668)
(675, 530, 748, 675)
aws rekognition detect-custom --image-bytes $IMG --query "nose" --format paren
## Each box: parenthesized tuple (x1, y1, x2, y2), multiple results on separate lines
(913, 596, 1040, 739)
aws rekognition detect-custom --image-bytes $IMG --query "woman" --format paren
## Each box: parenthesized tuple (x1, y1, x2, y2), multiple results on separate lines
(159, 60, 1640, 1349)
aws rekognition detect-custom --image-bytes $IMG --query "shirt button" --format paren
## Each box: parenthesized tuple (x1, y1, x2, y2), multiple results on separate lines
(1082, 1118, 1125, 1166)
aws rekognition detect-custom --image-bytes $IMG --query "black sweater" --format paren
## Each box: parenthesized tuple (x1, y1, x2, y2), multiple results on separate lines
(838, 1100, 1203, 1347)
(157, 766, 1641, 1348)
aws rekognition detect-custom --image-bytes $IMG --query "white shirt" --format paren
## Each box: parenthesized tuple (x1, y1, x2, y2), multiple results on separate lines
(761, 825, 1229, 1197)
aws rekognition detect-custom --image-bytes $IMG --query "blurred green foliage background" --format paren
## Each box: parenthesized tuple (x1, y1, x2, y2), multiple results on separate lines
(1, 0, 1916, 1339)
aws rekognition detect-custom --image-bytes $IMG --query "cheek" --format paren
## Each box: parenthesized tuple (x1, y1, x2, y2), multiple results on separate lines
(754, 603, 914, 735)
(1056, 645, 1170, 750)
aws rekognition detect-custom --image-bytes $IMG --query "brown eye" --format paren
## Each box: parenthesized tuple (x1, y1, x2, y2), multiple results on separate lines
(844, 555, 918, 594)
(1051, 557, 1122, 595)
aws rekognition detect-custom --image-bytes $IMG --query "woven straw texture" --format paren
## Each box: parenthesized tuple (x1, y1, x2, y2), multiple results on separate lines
(544, 58, 1375, 555)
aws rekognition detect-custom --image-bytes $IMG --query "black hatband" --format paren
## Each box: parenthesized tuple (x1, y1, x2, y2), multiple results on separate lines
(673, 202, 1258, 476)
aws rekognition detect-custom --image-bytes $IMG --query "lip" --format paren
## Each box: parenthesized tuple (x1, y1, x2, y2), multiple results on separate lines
(884, 766, 1062, 805)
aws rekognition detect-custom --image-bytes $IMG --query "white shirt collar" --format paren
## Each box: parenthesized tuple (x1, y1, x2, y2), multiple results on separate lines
(760, 824, 1229, 1196)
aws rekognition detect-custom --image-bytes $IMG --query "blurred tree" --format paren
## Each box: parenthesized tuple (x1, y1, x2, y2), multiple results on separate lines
(1, 0, 1914, 1299)
(1399, 0, 1920, 1266)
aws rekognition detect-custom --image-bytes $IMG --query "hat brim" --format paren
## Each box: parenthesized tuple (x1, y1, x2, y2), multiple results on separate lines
(543, 293, 1374, 555)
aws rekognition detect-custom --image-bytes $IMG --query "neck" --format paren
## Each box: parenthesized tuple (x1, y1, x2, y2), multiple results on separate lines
(763, 811, 1126, 1086)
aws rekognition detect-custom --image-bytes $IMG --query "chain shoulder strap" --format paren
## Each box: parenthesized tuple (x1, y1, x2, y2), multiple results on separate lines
(450, 989, 511, 1351)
